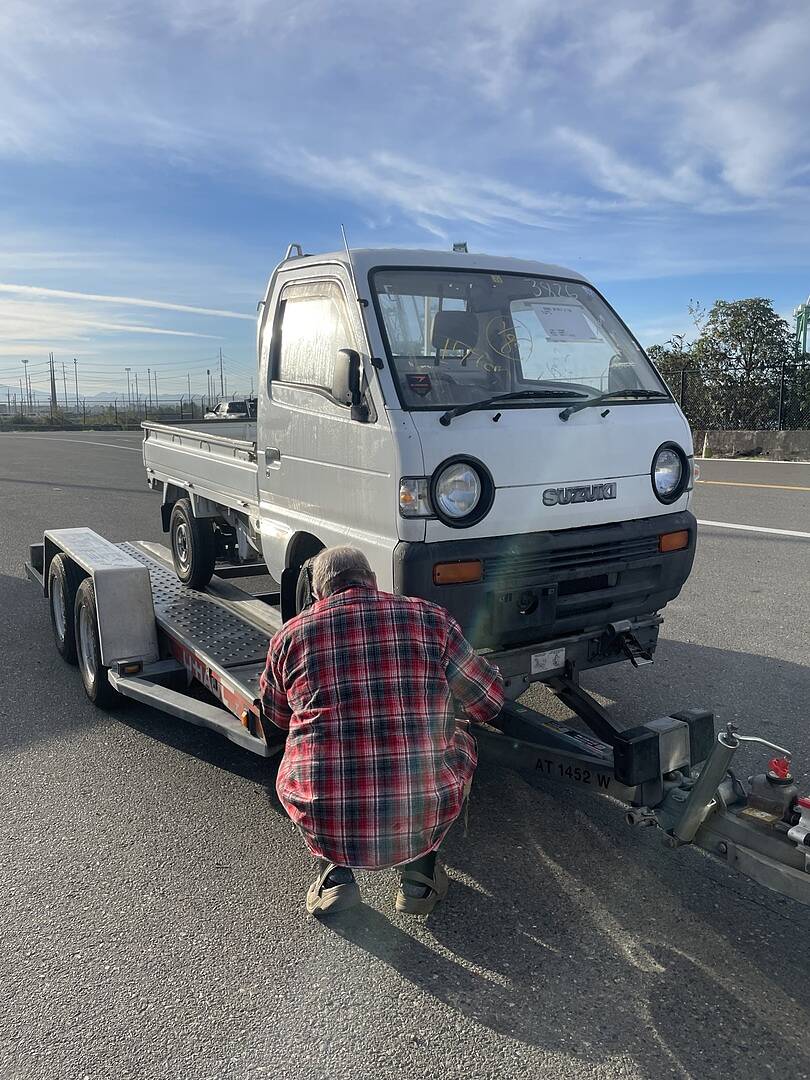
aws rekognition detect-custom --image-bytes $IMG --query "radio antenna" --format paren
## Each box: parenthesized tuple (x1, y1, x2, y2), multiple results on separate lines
(341, 223, 361, 302)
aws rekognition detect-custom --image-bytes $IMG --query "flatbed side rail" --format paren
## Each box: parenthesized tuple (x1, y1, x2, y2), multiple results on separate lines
(142, 420, 257, 457)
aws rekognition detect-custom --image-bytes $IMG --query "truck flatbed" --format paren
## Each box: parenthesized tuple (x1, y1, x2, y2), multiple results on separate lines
(142, 419, 259, 522)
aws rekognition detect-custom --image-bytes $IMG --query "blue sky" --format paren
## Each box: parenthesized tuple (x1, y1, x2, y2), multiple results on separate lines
(1, 0, 809, 401)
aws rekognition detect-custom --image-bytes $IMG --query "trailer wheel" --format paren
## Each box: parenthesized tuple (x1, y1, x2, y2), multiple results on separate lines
(48, 553, 83, 664)
(74, 578, 116, 708)
(170, 498, 216, 589)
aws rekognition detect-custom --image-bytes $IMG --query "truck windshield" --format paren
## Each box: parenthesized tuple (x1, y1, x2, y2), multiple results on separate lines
(371, 269, 667, 410)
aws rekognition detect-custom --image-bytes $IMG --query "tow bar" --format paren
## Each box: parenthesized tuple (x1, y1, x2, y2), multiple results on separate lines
(476, 685, 810, 908)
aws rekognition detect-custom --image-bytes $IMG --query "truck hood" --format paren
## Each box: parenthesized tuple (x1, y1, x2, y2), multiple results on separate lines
(407, 401, 694, 541)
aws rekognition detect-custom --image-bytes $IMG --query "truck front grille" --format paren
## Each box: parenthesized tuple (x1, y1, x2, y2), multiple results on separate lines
(483, 533, 660, 585)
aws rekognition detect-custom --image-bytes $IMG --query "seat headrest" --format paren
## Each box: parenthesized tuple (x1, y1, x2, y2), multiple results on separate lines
(431, 310, 478, 351)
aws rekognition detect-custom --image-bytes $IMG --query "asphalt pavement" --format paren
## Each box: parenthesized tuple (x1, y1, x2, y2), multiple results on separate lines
(0, 432, 808, 1080)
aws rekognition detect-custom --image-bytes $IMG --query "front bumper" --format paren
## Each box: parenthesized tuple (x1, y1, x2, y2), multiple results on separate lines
(393, 510, 697, 653)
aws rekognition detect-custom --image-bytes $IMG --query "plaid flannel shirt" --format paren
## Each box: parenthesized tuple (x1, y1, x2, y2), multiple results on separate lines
(259, 585, 504, 869)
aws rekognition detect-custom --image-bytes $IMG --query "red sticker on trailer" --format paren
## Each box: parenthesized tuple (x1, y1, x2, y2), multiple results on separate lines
(407, 373, 432, 397)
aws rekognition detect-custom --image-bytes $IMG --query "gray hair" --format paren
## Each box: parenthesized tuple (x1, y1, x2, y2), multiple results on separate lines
(310, 546, 376, 599)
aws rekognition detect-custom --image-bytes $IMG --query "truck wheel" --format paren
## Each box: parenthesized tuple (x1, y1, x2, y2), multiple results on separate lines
(295, 558, 317, 614)
(170, 498, 216, 589)
(74, 578, 116, 708)
(48, 553, 83, 664)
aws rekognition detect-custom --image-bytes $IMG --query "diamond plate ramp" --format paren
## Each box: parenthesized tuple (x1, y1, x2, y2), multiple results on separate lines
(119, 543, 271, 673)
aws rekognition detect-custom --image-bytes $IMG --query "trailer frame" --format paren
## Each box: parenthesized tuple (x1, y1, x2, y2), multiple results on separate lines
(24, 528, 810, 909)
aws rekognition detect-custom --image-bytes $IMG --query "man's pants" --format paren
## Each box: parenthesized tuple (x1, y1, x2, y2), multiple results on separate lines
(313, 778, 472, 881)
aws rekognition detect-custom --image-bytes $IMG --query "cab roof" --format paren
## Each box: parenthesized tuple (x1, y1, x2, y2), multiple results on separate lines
(277, 247, 588, 284)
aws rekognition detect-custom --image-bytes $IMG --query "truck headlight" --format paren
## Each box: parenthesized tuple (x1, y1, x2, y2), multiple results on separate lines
(652, 444, 687, 503)
(430, 458, 494, 527)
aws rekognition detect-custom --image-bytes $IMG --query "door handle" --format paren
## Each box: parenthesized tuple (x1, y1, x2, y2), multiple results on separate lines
(264, 446, 281, 474)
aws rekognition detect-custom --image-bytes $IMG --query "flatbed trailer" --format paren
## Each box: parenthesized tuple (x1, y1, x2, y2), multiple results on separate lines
(25, 528, 810, 909)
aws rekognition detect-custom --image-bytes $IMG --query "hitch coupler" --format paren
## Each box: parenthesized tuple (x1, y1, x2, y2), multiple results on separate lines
(671, 724, 792, 845)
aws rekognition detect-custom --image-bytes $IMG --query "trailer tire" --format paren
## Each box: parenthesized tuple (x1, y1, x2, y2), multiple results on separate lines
(74, 578, 116, 708)
(48, 553, 83, 664)
(170, 498, 216, 589)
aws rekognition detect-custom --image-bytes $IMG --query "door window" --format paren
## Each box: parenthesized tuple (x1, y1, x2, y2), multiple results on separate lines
(275, 281, 353, 392)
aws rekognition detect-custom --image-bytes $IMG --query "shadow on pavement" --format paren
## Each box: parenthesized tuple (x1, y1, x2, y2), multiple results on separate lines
(5, 568, 810, 1076)
(325, 765, 810, 1079)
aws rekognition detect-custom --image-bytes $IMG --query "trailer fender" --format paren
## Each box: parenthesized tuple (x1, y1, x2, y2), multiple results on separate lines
(42, 528, 159, 667)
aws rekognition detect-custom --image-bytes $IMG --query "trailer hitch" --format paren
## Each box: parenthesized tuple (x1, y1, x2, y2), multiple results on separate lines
(667, 723, 792, 845)
(478, 700, 810, 907)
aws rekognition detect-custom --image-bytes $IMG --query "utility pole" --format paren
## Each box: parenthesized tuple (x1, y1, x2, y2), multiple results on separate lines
(49, 352, 58, 414)
(134, 371, 139, 410)
(250, 375, 254, 396)
(207, 369, 211, 407)
(147, 367, 152, 408)
(125, 367, 132, 408)
(61, 362, 68, 409)
(19, 379, 25, 416)
(153, 369, 158, 408)
(219, 348, 224, 397)
(73, 358, 79, 412)
(21, 360, 29, 414)
(187, 372, 191, 400)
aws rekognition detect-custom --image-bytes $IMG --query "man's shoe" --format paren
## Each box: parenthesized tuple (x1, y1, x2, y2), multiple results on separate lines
(306, 863, 361, 917)
(395, 861, 449, 916)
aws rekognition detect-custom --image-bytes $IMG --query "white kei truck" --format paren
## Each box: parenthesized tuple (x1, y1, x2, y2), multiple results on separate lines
(25, 244, 810, 906)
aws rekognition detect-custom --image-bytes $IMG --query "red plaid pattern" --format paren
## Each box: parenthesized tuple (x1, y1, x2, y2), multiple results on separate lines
(259, 586, 504, 869)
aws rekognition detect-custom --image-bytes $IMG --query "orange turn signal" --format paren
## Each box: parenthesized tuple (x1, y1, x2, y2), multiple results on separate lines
(658, 530, 690, 553)
(433, 559, 483, 585)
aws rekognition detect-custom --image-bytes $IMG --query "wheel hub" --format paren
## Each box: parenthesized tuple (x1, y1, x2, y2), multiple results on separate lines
(78, 604, 98, 686)
(51, 578, 66, 638)
(175, 522, 190, 567)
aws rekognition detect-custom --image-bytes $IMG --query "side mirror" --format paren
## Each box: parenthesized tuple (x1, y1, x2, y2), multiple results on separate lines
(332, 348, 368, 420)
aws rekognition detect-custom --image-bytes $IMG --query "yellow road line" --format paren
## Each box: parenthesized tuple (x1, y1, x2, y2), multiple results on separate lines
(696, 479, 810, 492)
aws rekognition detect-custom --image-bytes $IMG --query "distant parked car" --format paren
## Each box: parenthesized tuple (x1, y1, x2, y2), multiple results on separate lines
(205, 399, 255, 420)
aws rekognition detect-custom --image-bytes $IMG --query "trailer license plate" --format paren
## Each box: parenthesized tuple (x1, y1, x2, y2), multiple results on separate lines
(530, 647, 565, 675)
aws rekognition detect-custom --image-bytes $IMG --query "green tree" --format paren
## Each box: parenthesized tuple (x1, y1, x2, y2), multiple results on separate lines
(693, 298, 791, 429)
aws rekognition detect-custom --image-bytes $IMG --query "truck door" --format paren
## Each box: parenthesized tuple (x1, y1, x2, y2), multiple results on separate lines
(257, 274, 396, 586)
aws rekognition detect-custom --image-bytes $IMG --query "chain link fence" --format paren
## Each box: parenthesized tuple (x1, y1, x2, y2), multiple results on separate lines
(0, 395, 224, 430)
(662, 365, 810, 431)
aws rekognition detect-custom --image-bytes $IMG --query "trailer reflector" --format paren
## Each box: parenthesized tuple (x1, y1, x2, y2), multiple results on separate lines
(116, 660, 143, 675)
(658, 529, 690, 553)
(433, 560, 483, 585)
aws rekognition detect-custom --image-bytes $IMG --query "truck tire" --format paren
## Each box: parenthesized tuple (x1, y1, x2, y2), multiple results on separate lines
(48, 553, 83, 664)
(74, 577, 116, 708)
(295, 558, 317, 614)
(170, 498, 216, 589)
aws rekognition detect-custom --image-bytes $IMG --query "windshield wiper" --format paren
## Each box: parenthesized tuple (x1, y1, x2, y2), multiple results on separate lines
(558, 388, 671, 422)
(439, 389, 588, 427)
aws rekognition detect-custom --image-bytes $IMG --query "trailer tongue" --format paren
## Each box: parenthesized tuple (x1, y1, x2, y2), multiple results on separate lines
(25, 528, 810, 909)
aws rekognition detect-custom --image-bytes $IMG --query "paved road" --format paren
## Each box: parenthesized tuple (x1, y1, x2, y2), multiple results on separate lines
(0, 432, 808, 1080)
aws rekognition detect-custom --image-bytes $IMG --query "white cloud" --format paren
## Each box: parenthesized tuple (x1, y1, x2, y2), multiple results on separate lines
(0, 298, 220, 355)
(1, 0, 808, 221)
(0, 283, 254, 320)
(0, 0, 809, 372)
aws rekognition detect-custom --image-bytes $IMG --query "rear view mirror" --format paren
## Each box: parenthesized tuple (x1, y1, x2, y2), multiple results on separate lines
(332, 349, 368, 420)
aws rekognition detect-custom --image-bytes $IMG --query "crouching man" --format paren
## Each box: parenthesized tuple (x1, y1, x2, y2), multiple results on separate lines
(259, 546, 504, 917)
